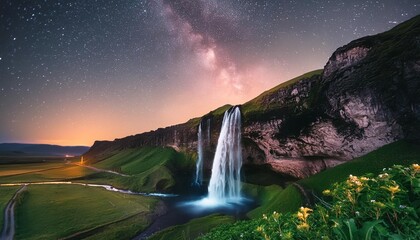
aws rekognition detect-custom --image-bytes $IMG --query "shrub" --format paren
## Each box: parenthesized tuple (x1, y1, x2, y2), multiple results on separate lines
(201, 164, 420, 239)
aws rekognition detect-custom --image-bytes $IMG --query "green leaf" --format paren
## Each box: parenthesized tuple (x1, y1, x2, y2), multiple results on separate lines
(343, 219, 358, 240)
(359, 220, 383, 240)
(388, 234, 404, 240)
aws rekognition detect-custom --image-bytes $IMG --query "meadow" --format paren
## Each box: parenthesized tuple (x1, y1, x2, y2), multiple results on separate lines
(0, 147, 195, 239)
(1, 141, 418, 239)
(15, 184, 157, 240)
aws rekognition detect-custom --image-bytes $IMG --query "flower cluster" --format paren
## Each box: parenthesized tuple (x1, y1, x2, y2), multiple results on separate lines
(200, 164, 419, 240)
(296, 207, 313, 230)
(253, 164, 419, 240)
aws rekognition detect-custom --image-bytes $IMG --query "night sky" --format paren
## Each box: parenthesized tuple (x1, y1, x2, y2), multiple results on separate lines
(0, 1, 418, 146)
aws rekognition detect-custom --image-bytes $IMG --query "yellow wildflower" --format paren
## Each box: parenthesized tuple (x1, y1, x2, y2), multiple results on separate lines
(347, 175, 363, 190)
(272, 211, 280, 220)
(322, 189, 331, 196)
(412, 163, 420, 172)
(360, 177, 369, 181)
(346, 190, 357, 204)
(256, 226, 263, 232)
(389, 185, 400, 194)
(378, 173, 389, 179)
(382, 185, 401, 199)
(298, 207, 313, 221)
(297, 222, 310, 230)
(297, 212, 304, 221)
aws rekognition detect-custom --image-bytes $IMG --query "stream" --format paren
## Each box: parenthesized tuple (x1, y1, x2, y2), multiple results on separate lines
(0, 182, 177, 198)
(0, 182, 257, 239)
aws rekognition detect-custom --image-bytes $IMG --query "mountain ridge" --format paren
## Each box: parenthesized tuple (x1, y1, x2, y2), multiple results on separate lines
(0, 143, 89, 156)
(84, 15, 420, 179)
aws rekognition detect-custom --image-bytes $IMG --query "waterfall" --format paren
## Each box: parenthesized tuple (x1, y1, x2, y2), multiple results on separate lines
(207, 106, 242, 202)
(194, 121, 204, 185)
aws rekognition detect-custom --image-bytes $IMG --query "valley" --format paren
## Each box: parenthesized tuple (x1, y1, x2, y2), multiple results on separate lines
(1, 14, 419, 240)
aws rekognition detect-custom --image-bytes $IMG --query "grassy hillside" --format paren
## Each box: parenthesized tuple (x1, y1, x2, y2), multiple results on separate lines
(149, 214, 235, 240)
(86, 147, 194, 192)
(197, 141, 420, 239)
(15, 185, 157, 240)
(242, 69, 323, 115)
(299, 140, 420, 192)
(0, 147, 193, 193)
(246, 184, 302, 219)
(249, 140, 420, 218)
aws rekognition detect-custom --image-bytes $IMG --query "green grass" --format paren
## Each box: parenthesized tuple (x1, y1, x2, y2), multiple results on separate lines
(87, 147, 193, 192)
(0, 164, 96, 183)
(202, 163, 420, 239)
(15, 184, 157, 240)
(0, 186, 19, 228)
(0, 162, 64, 177)
(246, 184, 302, 218)
(247, 140, 420, 219)
(149, 214, 235, 240)
(210, 104, 233, 116)
(242, 69, 323, 115)
(187, 104, 233, 128)
(299, 140, 420, 193)
(0, 147, 194, 193)
(82, 213, 152, 240)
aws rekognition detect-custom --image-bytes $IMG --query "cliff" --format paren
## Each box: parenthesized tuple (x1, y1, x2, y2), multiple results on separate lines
(84, 15, 420, 179)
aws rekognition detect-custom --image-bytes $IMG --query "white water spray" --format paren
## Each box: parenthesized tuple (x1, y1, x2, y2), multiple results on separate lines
(194, 121, 204, 185)
(207, 106, 242, 202)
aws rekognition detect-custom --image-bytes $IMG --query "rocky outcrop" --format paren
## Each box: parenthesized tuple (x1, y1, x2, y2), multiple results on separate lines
(323, 46, 370, 78)
(85, 15, 420, 179)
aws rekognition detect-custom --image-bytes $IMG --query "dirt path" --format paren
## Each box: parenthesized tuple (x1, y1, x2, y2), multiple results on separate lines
(72, 163, 129, 177)
(291, 182, 312, 206)
(0, 185, 27, 240)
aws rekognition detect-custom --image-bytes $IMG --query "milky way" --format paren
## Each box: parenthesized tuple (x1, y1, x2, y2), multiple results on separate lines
(0, 0, 418, 145)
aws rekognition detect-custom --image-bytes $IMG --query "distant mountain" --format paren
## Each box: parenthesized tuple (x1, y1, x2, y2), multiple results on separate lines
(84, 15, 420, 179)
(0, 143, 89, 156)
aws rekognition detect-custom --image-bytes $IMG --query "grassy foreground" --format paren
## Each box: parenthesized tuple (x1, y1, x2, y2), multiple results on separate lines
(15, 184, 157, 240)
(148, 214, 235, 240)
(200, 163, 420, 239)
(250, 140, 420, 217)
(166, 141, 420, 239)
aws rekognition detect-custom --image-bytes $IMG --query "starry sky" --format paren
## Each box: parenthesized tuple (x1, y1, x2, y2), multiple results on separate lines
(0, 0, 418, 146)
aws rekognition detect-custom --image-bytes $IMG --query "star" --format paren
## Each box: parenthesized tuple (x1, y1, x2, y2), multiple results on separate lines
(0, 0, 418, 145)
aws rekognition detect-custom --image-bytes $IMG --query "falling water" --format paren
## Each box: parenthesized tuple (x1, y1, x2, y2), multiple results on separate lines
(194, 121, 204, 185)
(207, 106, 242, 202)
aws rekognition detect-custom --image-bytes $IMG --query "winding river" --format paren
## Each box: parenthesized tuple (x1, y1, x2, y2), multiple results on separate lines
(0, 182, 178, 197)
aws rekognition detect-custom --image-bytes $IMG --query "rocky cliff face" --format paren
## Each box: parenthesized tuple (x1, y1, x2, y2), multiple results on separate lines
(84, 16, 420, 179)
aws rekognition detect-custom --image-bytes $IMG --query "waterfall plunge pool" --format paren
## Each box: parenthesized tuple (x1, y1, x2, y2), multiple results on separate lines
(135, 192, 257, 239)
